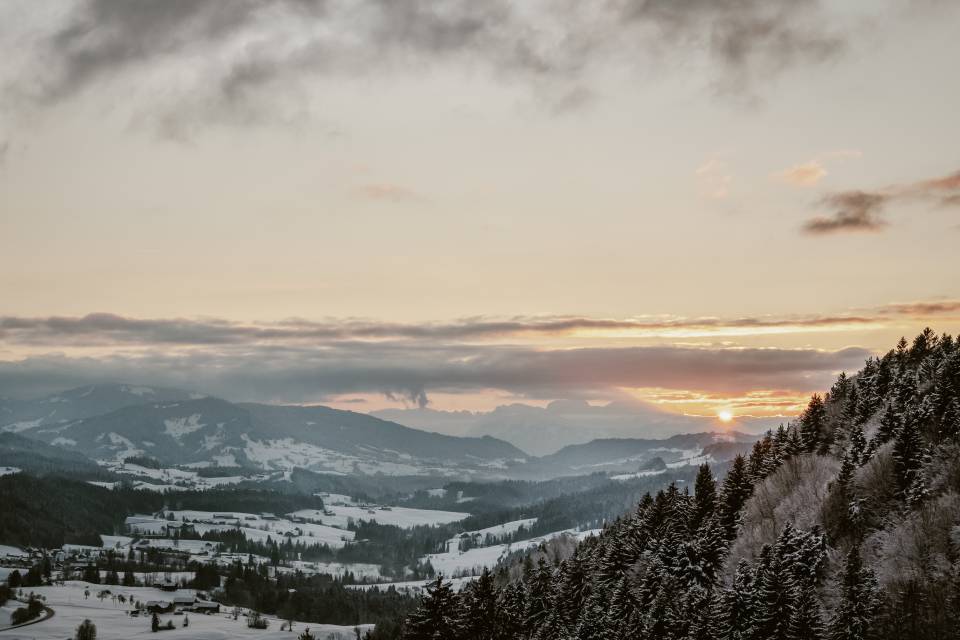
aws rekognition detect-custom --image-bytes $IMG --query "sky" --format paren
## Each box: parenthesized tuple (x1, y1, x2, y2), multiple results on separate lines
(1, 0, 959, 421)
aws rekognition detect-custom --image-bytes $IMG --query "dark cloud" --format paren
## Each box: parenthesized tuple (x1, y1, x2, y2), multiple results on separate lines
(803, 169, 960, 235)
(878, 300, 960, 316)
(0, 311, 892, 347)
(0, 0, 873, 135)
(0, 341, 871, 405)
(804, 190, 888, 234)
(5, 304, 960, 348)
(618, 0, 843, 91)
(7, 306, 956, 403)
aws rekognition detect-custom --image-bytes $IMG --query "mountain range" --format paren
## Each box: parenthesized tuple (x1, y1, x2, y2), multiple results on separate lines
(0, 384, 755, 481)
(374, 399, 778, 455)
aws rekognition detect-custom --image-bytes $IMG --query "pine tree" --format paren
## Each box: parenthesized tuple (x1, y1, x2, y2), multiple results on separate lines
(606, 577, 642, 638)
(800, 395, 827, 452)
(892, 413, 924, 501)
(523, 559, 555, 634)
(719, 455, 753, 539)
(828, 546, 879, 640)
(496, 582, 526, 640)
(691, 464, 717, 531)
(459, 569, 498, 640)
(403, 576, 462, 640)
(848, 424, 867, 465)
(720, 560, 755, 640)
(574, 590, 608, 640)
(750, 544, 791, 640)
(831, 372, 850, 400)
(556, 555, 589, 627)
(75, 619, 97, 640)
(787, 586, 824, 640)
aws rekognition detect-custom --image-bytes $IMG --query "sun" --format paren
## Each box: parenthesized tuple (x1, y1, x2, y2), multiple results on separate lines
(717, 410, 734, 423)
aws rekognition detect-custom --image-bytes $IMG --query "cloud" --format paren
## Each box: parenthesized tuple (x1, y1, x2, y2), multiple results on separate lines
(803, 169, 960, 235)
(776, 150, 862, 187)
(0, 311, 880, 347)
(0, 342, 871, 405)
(3, 300, 957, 403)
(0, 0, 886, 135)
(779, 160, 827, 186)
(4, 301, 960, 349)
(804, 190, 888, 234)
(877, 300, 960, 316)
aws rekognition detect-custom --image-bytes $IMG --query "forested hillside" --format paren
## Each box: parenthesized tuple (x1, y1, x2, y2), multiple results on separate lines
(400, 329, 960, 640)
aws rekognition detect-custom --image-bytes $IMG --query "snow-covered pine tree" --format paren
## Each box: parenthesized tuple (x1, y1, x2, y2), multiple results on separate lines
(691, 464, 718, 531)
(828, 546, 879, 640)
(402, 576, 462, 640)
(458, 569, 497, 640)
(719, 455, 753, 539)
(749, 542, 792, 640)
(799, 395, 827, 453)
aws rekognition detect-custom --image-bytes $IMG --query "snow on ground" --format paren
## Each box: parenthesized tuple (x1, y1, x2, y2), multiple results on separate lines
(666, 453, 713, 468)
(443, 518, 538, 553)
(133, 539, 219, 554)
(0, 604, 14, 627)
(163, 414, 206, 439)
(290, 505, 468, 529)
(100, 535, 134, 549)
(0, 581, 373, 639)
(0, 546, 26, 559)
(0, 467, 20, 477)
(280, 561, 382, 581)
(610, 469, 668, 481)
(315, 493, 355, 505)
(422, 528, 601, 577)
(167, 511, 355, 549)
(97, 463, 270, 492)
(126, 511, 355, 550)
(1, 418, 43, 433)
(348, 576, 477, 594)
(242, 436, 437, 476)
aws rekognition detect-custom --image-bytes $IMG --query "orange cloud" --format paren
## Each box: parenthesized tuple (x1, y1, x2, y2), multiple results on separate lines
(778, 160, 827, 186)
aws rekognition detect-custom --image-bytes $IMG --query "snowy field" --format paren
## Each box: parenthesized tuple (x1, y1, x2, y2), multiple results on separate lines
(348, 575, 477, 594)
(421, 528, 600, 576)
(289, 505, 468, 529)
(94, 462, 273, 492)
(125, 511, 355, 550)
(241, 437, 458, 476)
(442, 518, 538, 553)
(0, 581, 374, 639)
(610, 469, 667, 481)
(280, 561, 383, 581)
(0, 468, 20, 477)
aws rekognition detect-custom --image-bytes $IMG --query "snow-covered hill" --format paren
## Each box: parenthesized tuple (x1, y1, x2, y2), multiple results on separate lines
(11, 389, 527, 477)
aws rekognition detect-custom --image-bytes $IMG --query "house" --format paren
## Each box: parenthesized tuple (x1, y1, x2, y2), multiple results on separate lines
(172, 595, 195, 608)
(151, 579, 179, 592)
(193, 601, 220, 614)
(145, 600, 174, 613)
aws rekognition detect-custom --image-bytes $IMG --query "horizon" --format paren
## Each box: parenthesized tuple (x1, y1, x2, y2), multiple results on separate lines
(2, 0, 960, 425)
